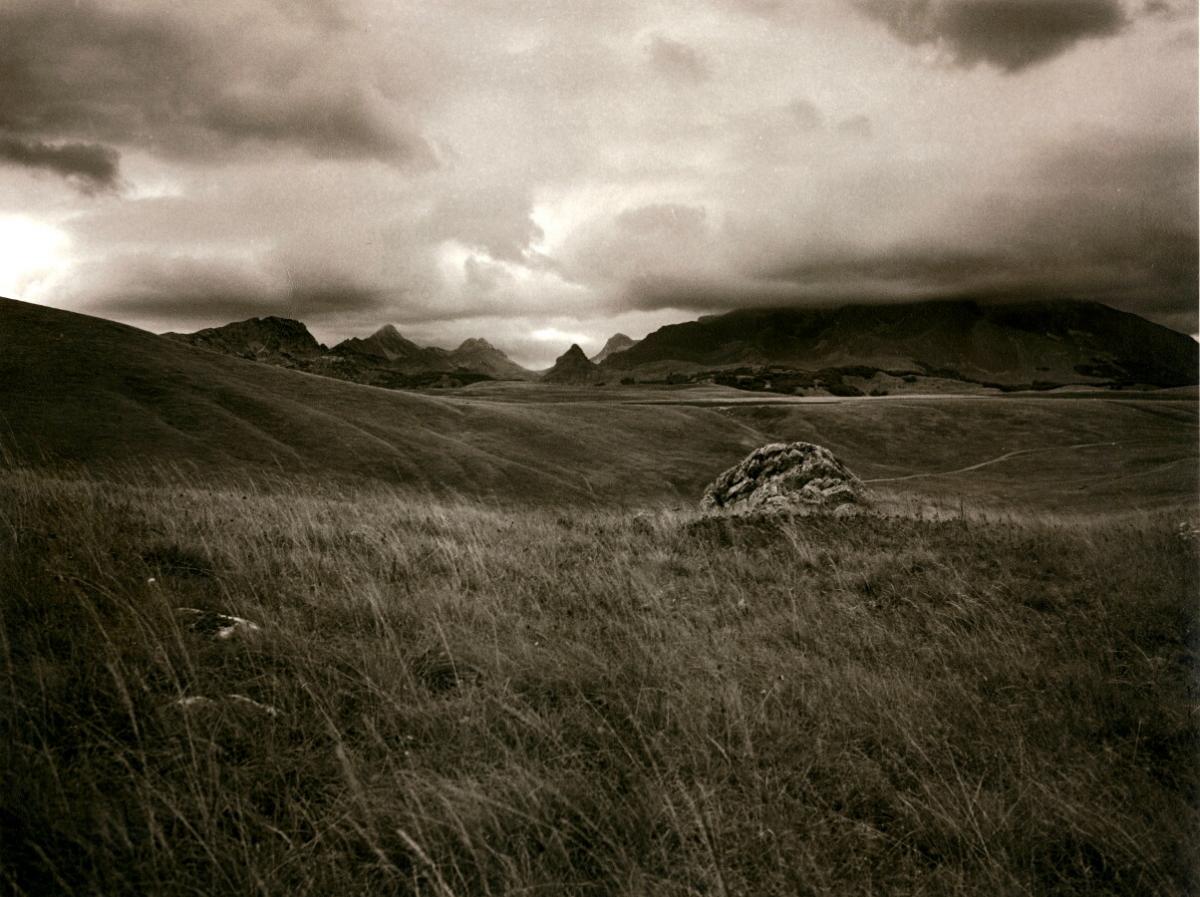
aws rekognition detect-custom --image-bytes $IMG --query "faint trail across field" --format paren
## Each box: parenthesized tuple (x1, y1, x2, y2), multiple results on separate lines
(863, 441, 1124, 484)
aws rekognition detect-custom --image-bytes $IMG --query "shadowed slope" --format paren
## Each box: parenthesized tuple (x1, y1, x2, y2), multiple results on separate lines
(2, 298, 1196, 512)
(604, 300, 1199, 387)
(163, 316, 324, 364)
(0, 298, 754, 503)
(542, 344, 601, 384)
(591, 333, 639, 363)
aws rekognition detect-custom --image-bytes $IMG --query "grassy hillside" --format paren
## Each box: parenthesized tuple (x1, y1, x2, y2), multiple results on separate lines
(719, 396, 1199, 515)
(0, 298, 756, 504)
(2, 468, 1196, 896)
(2, 299, 1196, 515)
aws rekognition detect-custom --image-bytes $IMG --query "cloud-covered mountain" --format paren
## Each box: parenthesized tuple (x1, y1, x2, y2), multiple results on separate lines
(601, 299, 1199, 389)
(3, 0, 1196, 353)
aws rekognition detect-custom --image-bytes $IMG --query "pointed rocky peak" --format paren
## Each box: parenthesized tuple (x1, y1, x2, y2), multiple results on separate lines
(456, 337, 496, 352)
(560, 343, 588, 361)
(542, 343, 600, 384)
(368, 323, 418, 350)
(591, 332, 639, 363)
(333, 323, 423, 360)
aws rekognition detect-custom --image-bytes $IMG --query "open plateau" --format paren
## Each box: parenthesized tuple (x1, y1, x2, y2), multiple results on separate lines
(1, 294, 1196, 896)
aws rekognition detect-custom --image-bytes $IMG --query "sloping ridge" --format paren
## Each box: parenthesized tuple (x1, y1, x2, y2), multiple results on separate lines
(601, 299, 1198, 387)
(591, 333, 639, 363)
(164, 317, 324, 364)
(0, 298, 750, 503)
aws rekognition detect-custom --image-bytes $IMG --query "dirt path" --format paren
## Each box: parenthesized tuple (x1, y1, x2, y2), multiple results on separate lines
(863, 441, 1123, 484)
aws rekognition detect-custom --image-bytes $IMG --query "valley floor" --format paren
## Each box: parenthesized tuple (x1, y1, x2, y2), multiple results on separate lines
(1, 468, 1196, 896)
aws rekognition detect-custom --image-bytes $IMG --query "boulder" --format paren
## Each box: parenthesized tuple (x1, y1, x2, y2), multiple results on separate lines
(701, 442, 867, 514)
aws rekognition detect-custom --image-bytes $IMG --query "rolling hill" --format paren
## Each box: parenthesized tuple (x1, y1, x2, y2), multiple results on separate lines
(2, 297, 1195, 512)
(0, 298, 753, 503)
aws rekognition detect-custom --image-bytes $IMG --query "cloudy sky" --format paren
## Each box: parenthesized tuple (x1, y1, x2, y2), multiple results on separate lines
(1, 0, 1196, 366)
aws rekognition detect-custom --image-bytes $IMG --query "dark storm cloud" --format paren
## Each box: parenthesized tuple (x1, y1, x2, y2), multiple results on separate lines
(647, 35, 714, 82)
(622, 133, 1198, 333)
(428, 187, 544, 264)
(768, 249, 1015, 287)
(84, 254, 387, 327)
(836, 115, 873, 138)
(0, 136, 120, 193)
(854, 0, 1128, 71)
(5, 0, 1193, 352)
(787, 99, 824, 131)
(0, 0, 431, 165)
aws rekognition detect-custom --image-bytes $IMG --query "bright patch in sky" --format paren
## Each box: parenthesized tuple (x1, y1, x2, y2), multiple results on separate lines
(531, 327, 595, 348)
(0, 216, 71, 303)
(0, 0, 1194, 340)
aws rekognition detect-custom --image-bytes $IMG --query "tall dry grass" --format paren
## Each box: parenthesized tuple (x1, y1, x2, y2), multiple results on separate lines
(1, 467, 1196, 896)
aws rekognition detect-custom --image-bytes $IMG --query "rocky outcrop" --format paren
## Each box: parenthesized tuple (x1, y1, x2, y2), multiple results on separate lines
(542, 343, 601, 384)
(701, 442, 867, 513)
(164, 316, 324, 364)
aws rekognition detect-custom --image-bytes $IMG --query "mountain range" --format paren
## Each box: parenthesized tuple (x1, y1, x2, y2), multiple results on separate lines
(600, 299, 1198, 391)
(134, 298, 1200, 395)
(0, 296, 756, 502)
(2, 295, 1196, 509)
(166, 319, 535, 388)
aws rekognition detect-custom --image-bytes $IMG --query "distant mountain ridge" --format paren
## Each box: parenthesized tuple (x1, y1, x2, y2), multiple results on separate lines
(166, 318, 535, 387)
(600, 299, 1198, 389)
(591, 333, 639, 363)
(443, 337, 534, 380)
(164, 317, 325, 363)
(165, 298, 1196, 394)
(333, 324, 436, 368)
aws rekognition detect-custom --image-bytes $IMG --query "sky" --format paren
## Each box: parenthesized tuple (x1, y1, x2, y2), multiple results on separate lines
(1, 0, 1196, 367)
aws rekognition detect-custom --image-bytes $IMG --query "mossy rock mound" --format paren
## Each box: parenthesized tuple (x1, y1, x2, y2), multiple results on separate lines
(701, 442, 868, 514)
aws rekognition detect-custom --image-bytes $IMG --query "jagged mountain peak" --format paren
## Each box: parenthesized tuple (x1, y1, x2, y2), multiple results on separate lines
(560, 343, 588, 360)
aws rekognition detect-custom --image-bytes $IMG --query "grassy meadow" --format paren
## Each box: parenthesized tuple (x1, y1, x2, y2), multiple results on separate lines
(2, 466, 1197, 896)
